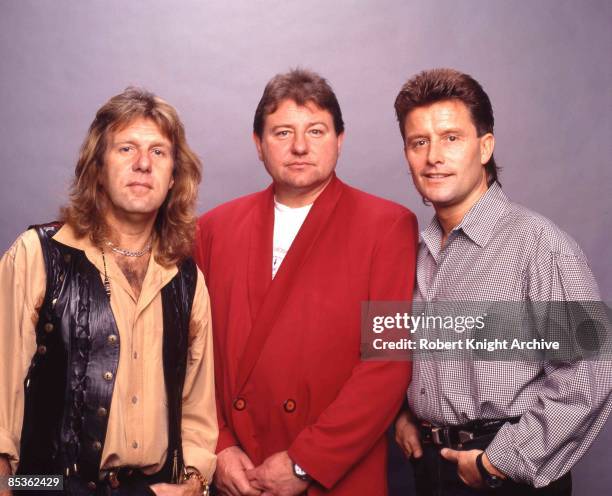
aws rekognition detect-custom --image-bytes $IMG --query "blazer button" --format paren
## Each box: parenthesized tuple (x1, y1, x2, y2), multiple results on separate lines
(233, 397, 246, 411)
(103, 371, 113, 381)
(92, 441, 102, 451)
(44, 322, 54, 333)
(283, 399, 297, 413)
(107, 334, 118, 345)
(37, 345, 47, 355)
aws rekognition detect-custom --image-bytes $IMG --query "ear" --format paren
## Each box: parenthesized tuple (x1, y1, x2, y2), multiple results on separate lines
(336, 132, 345, 156)
(480, 133, 495, 165)
(168, 176, 175, 190)
(253, 132, 264, 162)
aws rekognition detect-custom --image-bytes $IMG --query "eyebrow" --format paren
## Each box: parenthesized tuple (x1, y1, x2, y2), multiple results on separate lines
(406, 127, 465, 140)
(271, 121, 329, 130)
(113, 139, 172, 148)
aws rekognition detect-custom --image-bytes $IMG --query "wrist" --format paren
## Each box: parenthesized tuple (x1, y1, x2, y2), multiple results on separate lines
(182, 466, 209, 495)
(482, 452, 506, 479)
(475, 452, 505, 490)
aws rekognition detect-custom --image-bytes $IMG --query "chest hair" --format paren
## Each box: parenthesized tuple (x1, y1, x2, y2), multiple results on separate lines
(114, 253, 150, 300)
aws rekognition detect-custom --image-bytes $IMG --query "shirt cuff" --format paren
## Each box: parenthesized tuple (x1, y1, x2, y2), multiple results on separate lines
(182, 445, 216, 483)
(0, 427, 19, 474)
(485, 423, 532, 486)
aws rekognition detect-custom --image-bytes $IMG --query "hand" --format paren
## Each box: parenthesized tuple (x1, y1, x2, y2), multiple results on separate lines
(246, 451, 309, 496)
(0, 455, 12, 496)
(394, 410, 423, 459)
(150, 477, 201, 496)
(440, 448, 508, 489)
(215, 446, 261, 496)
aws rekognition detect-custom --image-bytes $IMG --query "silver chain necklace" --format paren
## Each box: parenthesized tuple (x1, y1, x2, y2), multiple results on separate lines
(105, 239, 152, 257)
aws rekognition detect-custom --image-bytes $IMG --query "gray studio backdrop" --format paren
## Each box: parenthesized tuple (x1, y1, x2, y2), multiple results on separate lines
(1, 0, 611, 493)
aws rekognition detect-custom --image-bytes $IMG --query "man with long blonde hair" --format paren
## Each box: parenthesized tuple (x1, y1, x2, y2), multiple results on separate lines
(0, 88, 217, 495)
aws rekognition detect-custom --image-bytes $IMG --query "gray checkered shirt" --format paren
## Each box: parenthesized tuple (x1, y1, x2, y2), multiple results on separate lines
(407, 182, 612, 487)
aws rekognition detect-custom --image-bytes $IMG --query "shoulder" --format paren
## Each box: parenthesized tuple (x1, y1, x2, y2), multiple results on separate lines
(3, 227, 44, 264)
(339, 182, 418, 228)
(503, 202, 587, 261)
(198, 190, 266, 229)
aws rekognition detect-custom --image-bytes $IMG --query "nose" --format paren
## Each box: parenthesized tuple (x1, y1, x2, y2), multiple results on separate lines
(291, 132, 308, 155)
(427, 140, 443, 165)
(133, 149, 152, 172)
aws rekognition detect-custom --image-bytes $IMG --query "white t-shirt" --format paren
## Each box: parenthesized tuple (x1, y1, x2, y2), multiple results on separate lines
(272, 200, 313, 278)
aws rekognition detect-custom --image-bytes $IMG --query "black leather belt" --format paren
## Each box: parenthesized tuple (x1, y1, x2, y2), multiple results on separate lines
(420, 417, 521, 448)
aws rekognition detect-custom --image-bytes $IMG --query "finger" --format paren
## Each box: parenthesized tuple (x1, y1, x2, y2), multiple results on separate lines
(440, 448, 459, 463)
(411, 438, 424, 459)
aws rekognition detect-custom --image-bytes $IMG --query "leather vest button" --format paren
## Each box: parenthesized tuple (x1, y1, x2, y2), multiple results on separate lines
(233, 397, 246, 411)
(63, 254, 71, 263)
(283, 399, 297, 413)
(44, 322, 54, 333)
(97, 407, 107, 417)
(87, 481, 96, 490)
(37, 345, 47, 355)
(103, 371, 113, 381)
(92, 441, 102, 451)
(58, 274, 64, 283)
(51, 298, 58, 307)
(107, 334, 118, 345)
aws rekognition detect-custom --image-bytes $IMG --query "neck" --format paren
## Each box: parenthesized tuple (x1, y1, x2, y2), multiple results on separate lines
(104, 212, 156, 250)
(435, 182, 489, 245)
(274, 176, 332, 208)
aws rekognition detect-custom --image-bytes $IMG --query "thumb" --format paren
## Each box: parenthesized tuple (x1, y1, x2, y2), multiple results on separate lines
(440, 448, 459, 463)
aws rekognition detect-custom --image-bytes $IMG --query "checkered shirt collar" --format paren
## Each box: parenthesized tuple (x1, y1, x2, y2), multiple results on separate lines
(421, 182, 510, 257)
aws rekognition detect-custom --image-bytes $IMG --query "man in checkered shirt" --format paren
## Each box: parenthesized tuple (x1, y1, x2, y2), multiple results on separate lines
(392, 68, 612, 494)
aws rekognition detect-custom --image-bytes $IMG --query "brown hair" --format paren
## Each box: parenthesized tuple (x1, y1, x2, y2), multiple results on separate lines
(60, 87, 202, 266)
(394, 68, 500, 185)
(253, 68, 344, 138)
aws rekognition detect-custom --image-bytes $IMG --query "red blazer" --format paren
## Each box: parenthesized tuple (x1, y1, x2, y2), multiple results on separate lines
(194, 175, 418, 494)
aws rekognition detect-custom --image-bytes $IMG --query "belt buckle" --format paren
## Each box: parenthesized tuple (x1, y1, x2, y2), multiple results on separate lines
(107, 470, 120, 489)
(431, 427, 445, 446)
(458, 430, 475, 444)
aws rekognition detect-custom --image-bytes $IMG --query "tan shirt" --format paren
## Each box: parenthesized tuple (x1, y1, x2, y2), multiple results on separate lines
(0, 225, 217, 480)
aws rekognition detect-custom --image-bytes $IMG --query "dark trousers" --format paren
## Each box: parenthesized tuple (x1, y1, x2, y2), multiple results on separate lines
(412, 437, 572, 496)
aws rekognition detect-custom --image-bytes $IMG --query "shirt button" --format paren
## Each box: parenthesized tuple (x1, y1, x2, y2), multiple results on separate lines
(420, 388, 426, 395)
(132, 396, 138, 404)
(233, 397, 246, 411)
(103, 371, 113, 381)
(133, 351, 138, 359)
(132, 441, 138, 449)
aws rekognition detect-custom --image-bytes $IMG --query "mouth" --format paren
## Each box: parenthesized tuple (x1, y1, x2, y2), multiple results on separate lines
(423, 173, 453, 180)
(127, 182, 153, 190)
(286, 162, 314, 168)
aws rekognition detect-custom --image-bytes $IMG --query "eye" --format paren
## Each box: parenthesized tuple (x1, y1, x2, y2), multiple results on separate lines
(275, 130, 290, 137)
(119, 146, 133, 153)
(152, 148, 165, 156)
(447, 135, 458, 142)
(309, 128, 324, 136)
(412, 138, 427, 148)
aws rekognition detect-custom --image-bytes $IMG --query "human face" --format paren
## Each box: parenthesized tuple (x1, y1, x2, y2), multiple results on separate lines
(99, 118, 174, 224)
(253, 99, 344, 206)
(403, 99, 494, 221)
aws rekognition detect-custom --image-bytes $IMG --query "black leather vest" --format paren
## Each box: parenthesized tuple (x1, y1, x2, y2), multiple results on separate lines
(17, 223, 197, 485)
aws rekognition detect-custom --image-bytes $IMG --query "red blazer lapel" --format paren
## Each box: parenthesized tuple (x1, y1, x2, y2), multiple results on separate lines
(247, 185, 274, 326)
(236, 175, 345, 393)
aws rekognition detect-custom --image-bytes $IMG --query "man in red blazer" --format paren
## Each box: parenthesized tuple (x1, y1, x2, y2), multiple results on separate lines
(194, 69, 418, 496)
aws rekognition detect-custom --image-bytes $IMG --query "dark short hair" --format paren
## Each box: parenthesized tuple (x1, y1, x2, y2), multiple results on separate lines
(394, 68, 500, 185)
(253, 68, 344, 138)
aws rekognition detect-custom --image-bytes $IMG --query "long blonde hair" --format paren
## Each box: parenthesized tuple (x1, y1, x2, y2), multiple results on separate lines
(60, 87, 202, 266)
